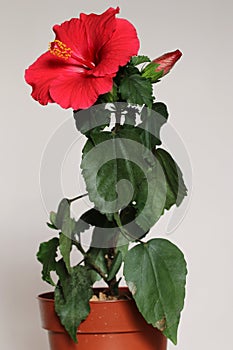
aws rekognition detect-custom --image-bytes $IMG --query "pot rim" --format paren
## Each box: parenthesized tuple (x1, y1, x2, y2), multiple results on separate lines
(37, 287, 133, 304)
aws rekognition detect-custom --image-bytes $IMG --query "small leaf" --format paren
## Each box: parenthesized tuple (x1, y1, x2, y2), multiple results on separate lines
(119, 74, 153, 107)
(131, 55, 151, 66)
(123, 239, 187, 344)
(47, 211, 58, 230)
(50, 211, 57, 226)
(37, 238, 59, 285)
(55, 198, 70, 230)
(46, 222, 57, 229)
(55, 265, 93, 343)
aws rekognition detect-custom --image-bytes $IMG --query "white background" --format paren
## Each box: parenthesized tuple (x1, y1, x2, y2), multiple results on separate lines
(1, 0, 233, 349)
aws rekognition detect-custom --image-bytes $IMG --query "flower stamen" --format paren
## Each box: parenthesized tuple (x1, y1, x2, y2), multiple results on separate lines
(49, 40, 72, 60)
(49, 40, 95, 69)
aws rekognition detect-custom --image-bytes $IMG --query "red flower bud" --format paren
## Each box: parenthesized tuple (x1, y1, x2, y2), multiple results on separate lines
(153, 49, 182, 76)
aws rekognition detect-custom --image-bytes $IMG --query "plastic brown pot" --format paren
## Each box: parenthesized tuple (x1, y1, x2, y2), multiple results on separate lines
(38, 288, 167, 350)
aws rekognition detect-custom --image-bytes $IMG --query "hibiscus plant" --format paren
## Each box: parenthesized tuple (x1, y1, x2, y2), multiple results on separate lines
(25, 7, 188, 346)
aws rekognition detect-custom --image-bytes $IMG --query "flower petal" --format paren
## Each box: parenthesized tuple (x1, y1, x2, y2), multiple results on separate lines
(25, 52, 83, 105)
(49, 73, 113, 110)
(93, 18, 140, 77)
(53, 8, 120, 66)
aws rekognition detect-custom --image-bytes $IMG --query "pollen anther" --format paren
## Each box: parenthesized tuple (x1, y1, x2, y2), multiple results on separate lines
(49, 40, 72, 60)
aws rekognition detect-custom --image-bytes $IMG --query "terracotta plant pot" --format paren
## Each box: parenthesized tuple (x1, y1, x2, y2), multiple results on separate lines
(38, 289, 167, 350)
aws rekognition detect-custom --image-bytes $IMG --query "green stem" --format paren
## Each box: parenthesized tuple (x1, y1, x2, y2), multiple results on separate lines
(74, 242, 108, 282)
(68, 193, 88, 203)
(86, 260, 107, 281)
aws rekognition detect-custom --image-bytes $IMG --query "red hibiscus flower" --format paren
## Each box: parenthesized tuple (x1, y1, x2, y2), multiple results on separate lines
(25, 7, 139, 110)
(153, 49, 182, 76)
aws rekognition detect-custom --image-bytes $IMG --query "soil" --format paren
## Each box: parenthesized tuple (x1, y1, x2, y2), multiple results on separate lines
(90, 290, 132, 302)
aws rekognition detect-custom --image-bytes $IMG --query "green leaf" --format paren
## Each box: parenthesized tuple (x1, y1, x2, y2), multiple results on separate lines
(133, 147, 187, 232)
(46, 222, 57, 230)
(131, 55, 151, 66)
(138, 103, 169, 148)
(71, 213, 92, 242)
(46, 211, 58, 230)
(74, 207, 118, 249)
(124, 105, 140, 126)
(55, 198, 70, 230)
(123, 239, 187, 344)
(74, 104, 111, 136)
(55, 265, 93, 343)
(59, 232, 72, 274)
(50, 211, 57, 226)
(49, 211, 57, 226)
(142, 62, 164, 82)
(152, 102, 169, 120)
(81, 131, 146, 216)
(156, 148, 187, 209)
(91, 226, 119, 249)
(107, 251, 122, 281)
(134, 160, 167, 232)
(79, 208, 114, 228)
(37, 238, 59, 286)
(85, 247, 108, 282)
(119, 74, 153, 107)
(120, 204, 148, 241)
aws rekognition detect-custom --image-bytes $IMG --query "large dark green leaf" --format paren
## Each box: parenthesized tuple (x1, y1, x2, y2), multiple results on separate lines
(81, 131, 146, 216)
(156, 148, 187, 209)
(120, 204, 148, 241)
(134, 159, 167, 232)
(123, 239, 187, 344)
(37, 238, 59, 285)
(79, 208, 114, 228)
(133, 147, 187, 232)
(119, 74, 153, 107)
(55, 264, 93, 343)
